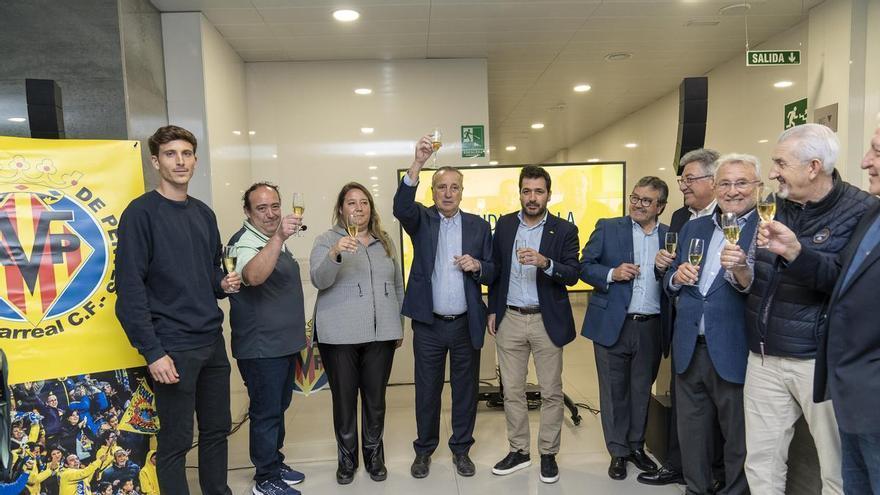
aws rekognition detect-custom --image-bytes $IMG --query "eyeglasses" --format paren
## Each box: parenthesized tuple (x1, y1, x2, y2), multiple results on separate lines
(677, 174, 713, 186)
(629, 195, 662, 207)
(715, 180, 760, 191)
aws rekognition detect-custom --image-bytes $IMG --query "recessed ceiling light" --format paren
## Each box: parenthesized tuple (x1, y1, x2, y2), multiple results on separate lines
(587, 158, 600, 162)
(489, 160, 499, 165)
(531, 123, 545, 129)
(573, 84, 592, 93)
(505, 145, 517, 151)
(370, 176, 378, 180)
(659, 167, 667, 171)
(773, 81, 794, 88)
(604, 52, 632, 62)
(248, 131, 256, 136)
(368, 165, 378, 170)
(625, 143, 638, 148)
(7, 117, 26, 123)
(470, 163, 479, 167)
(333, 9, 360, 22)
(365, 151, 376, 156)
(272, 154, 278, 158)
(758, 139, 769, 143)
(354, 88, 372, 95)
(360, 127, 374, 134)
(233, 130, 242, 135)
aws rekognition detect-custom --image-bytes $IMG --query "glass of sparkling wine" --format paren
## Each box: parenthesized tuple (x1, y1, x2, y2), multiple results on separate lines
(687, 238, 704, 285)
(721, 212, 740, 244)
(430, 127, 442, 168)
(665, 232, 678, 255)
(292, 192, 305, 236)
(222, 245, 237, 275)
(757, 186, 776, 248)
(346, 213, 359, 239)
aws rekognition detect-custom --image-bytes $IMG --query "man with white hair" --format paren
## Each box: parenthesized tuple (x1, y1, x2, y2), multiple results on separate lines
(742, 123, 876, 494)
(664, 154, 760, 494)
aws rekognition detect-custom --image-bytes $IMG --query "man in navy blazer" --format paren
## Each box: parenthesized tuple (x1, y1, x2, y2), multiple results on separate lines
(393, 135, 495, 479)
(664, 154, 761, 495)
(760, 124, 880, 493)
(486, 165, 580, 484)
(580, 176, 670, 480)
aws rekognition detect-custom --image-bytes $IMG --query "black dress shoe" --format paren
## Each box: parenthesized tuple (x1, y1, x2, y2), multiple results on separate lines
(608, 456, 628, 480)
(637, 466, 685, 485)
(411, 454, 431, 479)
(368, 458, 387, 482)
(629, 449, 658, 472)
(453, 453, 476, 477)
(336, 464, 355, 485)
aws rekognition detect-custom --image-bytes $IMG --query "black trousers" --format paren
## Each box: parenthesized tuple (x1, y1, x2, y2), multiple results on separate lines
(667, 349, 727, 482)
(155, 336, 232, 495)
(412, 317, 480, 456)
(237, 354, 296, 483)
(318, 340, 396, 470)
(676, 342, 748, 495)
(594, 317, 662, 457)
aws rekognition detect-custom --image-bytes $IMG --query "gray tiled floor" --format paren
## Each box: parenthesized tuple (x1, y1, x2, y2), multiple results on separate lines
(185, 333, 686, 494)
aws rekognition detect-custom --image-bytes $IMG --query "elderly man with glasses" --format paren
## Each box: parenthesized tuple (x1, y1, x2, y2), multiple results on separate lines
(580, 176, 670, 480)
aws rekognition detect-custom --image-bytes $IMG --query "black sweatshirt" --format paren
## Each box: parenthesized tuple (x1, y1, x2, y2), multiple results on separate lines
(115, 190, 226, 364)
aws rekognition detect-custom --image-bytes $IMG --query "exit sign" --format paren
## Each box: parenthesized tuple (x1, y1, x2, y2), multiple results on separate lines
(746, 50, 801, 66)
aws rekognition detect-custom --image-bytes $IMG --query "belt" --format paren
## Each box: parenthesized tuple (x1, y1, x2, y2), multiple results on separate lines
(433, 312, 466, 321)
(696, 335, 707, 344)
(626, 313, 659, 322)
(507, 305, 541, 315)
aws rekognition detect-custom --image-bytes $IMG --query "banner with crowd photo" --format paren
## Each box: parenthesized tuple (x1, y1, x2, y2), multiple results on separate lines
(396, 162, 626, 292)
(1, 137, 155, 490)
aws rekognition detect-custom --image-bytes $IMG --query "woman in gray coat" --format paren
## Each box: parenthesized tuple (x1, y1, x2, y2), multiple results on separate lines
(310, 182, 404, 485)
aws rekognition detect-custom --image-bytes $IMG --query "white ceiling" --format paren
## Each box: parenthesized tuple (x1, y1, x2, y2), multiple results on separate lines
(149, 0, 821, 164)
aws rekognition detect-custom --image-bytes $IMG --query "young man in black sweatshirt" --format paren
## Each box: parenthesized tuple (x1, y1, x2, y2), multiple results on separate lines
(115, 125, 241, 495)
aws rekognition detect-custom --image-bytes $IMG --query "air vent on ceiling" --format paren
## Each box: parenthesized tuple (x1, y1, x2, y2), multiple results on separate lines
(604, 52, 632, 62)
(685, 19, 721, 27)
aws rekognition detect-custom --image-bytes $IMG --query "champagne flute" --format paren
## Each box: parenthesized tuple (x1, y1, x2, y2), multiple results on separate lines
(222, 245, 238, 275)
(429, 127, 442, 168)
(687, 238, 704, 285)
(292, 192, 305, 237)
(515, 239, 527, 278)
(757, 186, 777, 249)
(721, 212, 740, 244)
(346, 213, 359, 239)
(665, 232, 678, 255)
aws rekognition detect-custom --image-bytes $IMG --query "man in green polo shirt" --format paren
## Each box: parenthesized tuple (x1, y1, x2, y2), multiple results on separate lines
(228, 182, 307, 495)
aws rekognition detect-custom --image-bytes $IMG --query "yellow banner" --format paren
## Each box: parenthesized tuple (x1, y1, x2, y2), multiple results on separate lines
(0, 137, 146, 383)
(397, 162, 625, 292)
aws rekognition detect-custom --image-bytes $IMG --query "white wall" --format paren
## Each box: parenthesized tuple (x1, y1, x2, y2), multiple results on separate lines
(556, 19, 819, 225)
(245, 59, 490, 383)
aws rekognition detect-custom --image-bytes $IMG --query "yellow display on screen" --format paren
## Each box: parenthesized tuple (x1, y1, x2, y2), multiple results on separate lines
(396, 162, 625, 292)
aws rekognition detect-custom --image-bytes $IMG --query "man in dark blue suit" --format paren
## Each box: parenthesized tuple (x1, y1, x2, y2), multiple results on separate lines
(487, 165, 580, 484)
(664, 154, 761, 495)
(393, 135, 495, 479)
(580, 176, 669, 480)
(760, 124, 880, 493)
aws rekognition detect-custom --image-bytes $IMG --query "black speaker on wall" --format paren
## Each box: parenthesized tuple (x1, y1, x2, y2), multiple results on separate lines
(674, 77, 708, 173)
(26, 78, 65, 139)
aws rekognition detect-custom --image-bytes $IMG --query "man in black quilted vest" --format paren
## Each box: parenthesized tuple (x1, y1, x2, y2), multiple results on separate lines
(742, 123, 877, 494)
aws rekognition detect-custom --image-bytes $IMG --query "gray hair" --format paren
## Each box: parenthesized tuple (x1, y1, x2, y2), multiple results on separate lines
(777, 123, 839, 174)
(714, 153, 762, 179)
(679, 148, 721, 175)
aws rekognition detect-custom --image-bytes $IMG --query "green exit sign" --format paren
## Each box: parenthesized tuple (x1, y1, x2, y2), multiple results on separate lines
(746, 50, 801, 66)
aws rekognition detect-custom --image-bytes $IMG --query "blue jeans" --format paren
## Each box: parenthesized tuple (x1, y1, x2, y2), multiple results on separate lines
(840, 429, 880, 494)
(237, 355, 297, 483)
